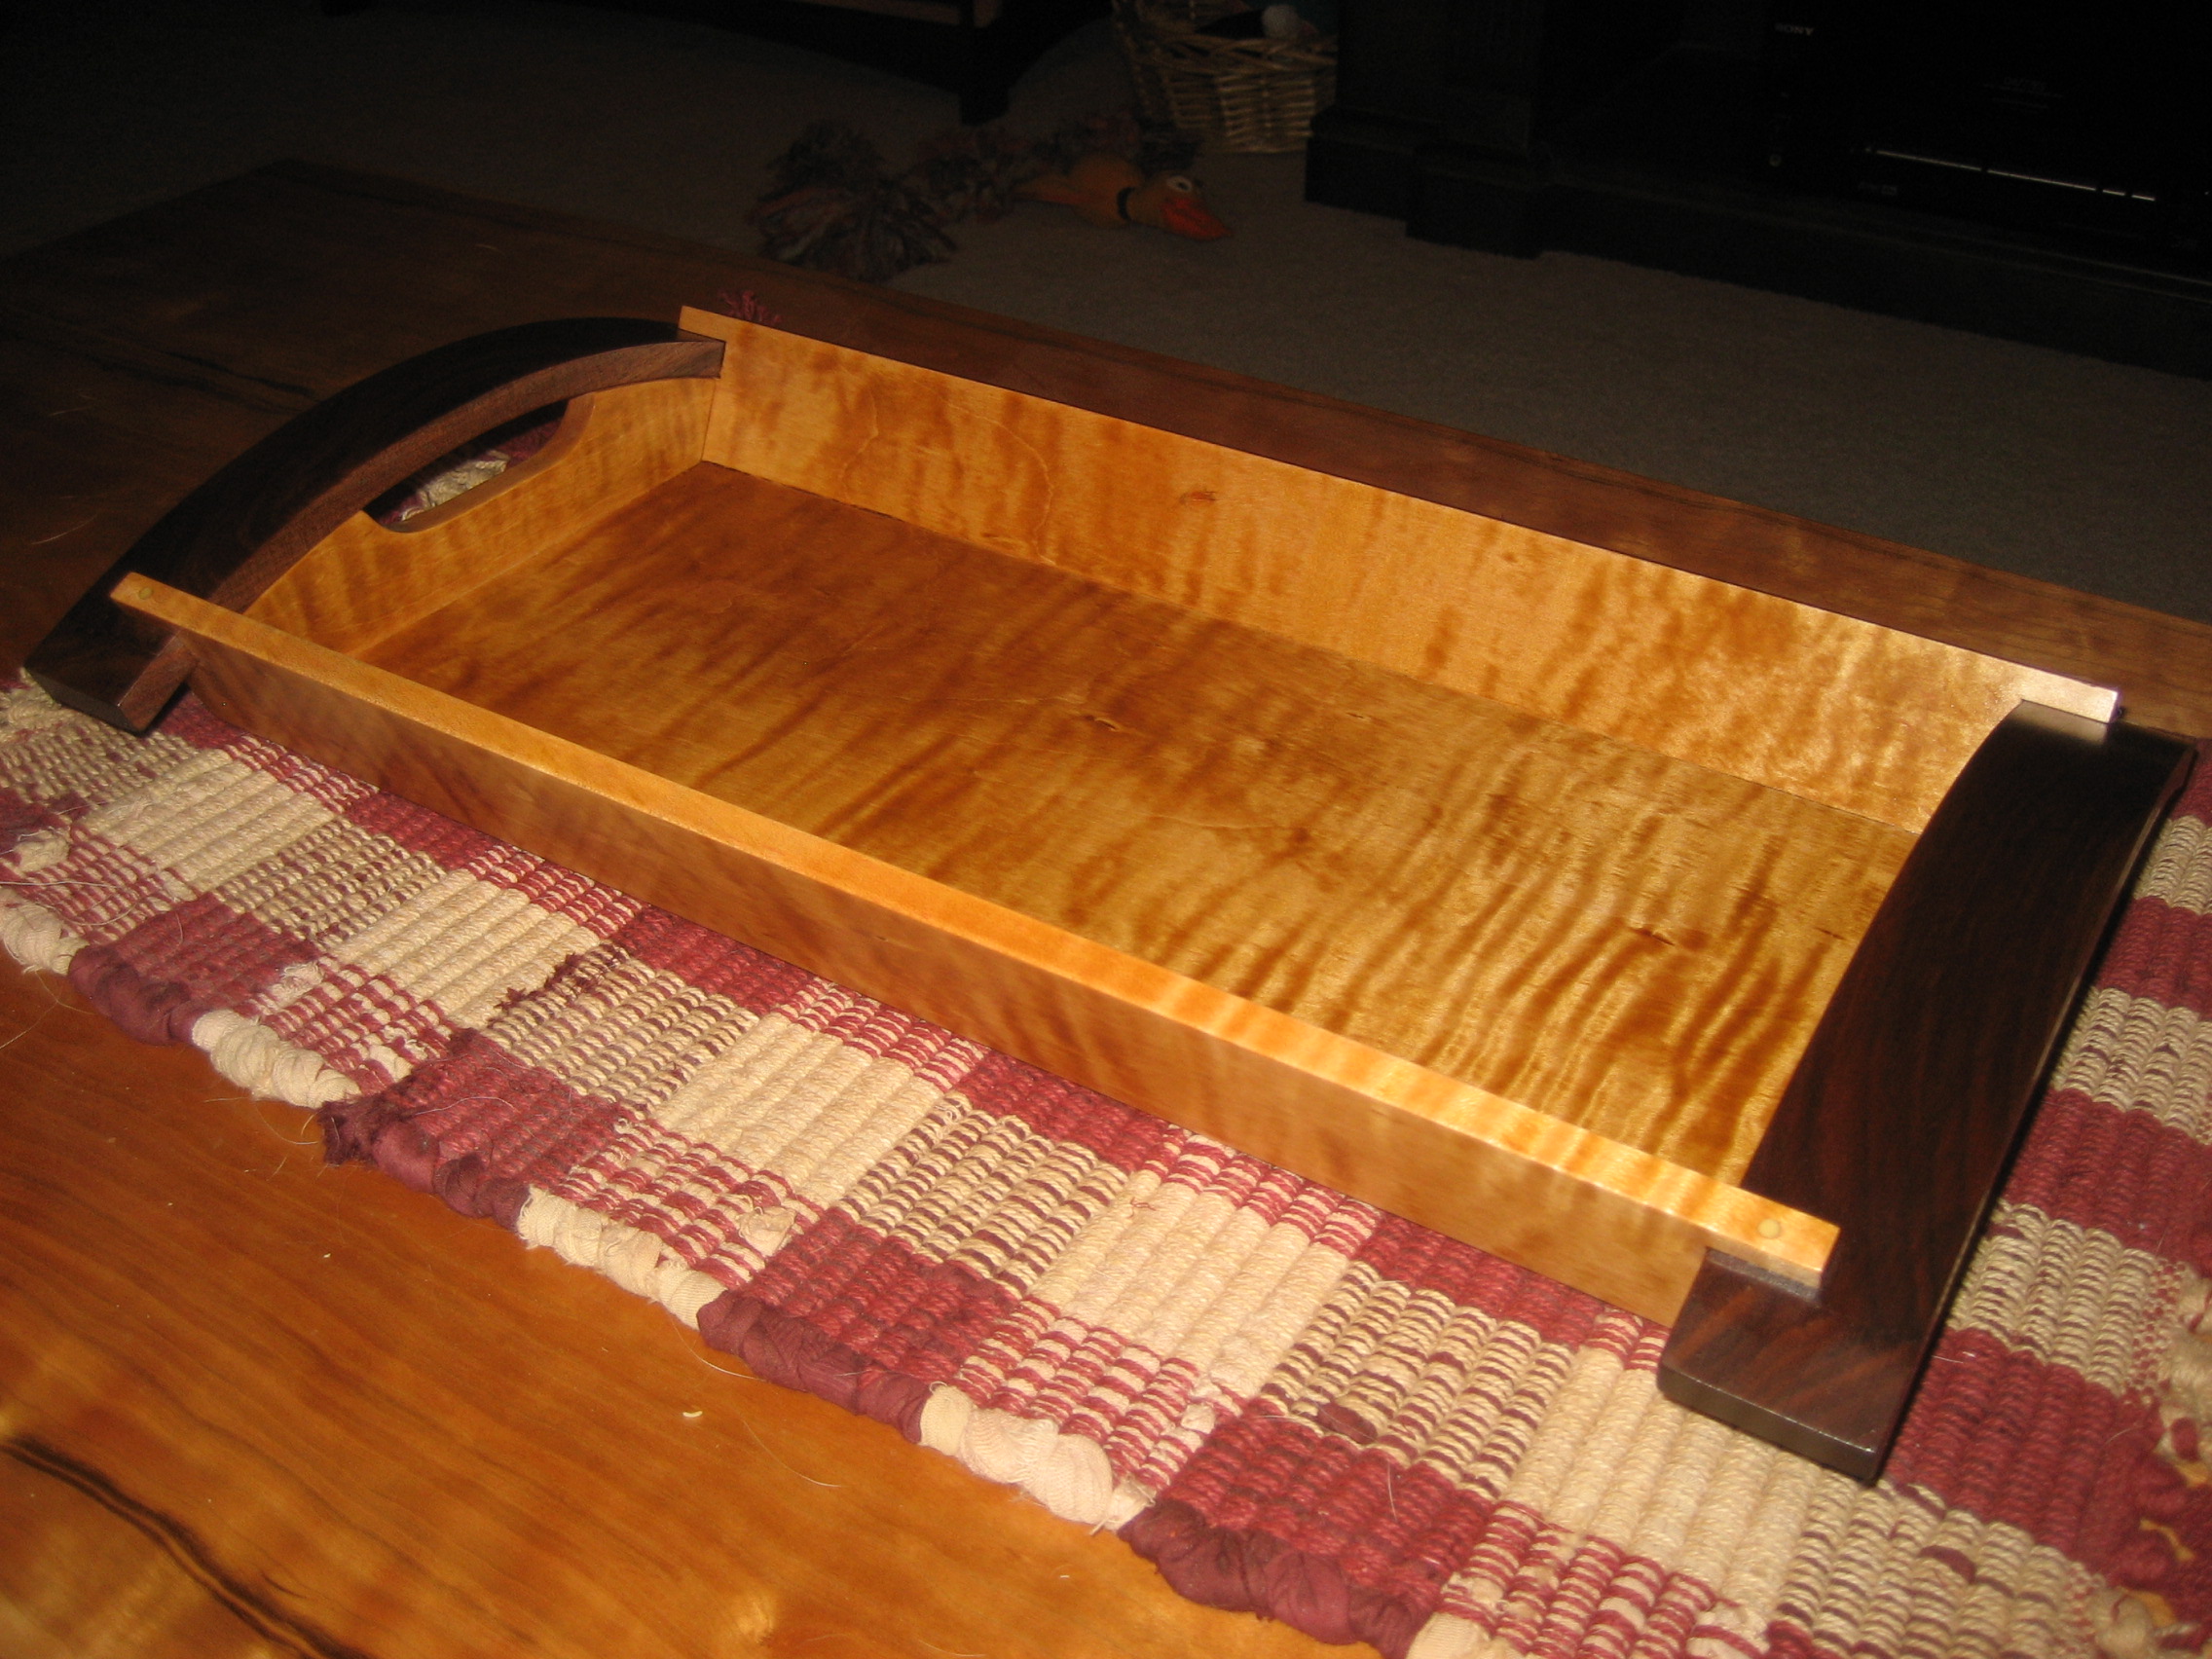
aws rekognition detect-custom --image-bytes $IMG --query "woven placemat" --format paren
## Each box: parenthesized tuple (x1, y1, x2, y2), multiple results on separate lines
(2, 681, 2206, 1658)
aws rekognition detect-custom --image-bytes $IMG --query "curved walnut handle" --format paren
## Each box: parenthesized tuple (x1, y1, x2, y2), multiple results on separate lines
(25, 317, 725, 732)
(1659, 704, 2194, 1479)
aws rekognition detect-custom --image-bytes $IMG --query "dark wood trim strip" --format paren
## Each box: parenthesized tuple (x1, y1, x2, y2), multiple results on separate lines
(3, 1435, 377, 1659)
(1658, 705, 2195, 1480)
(22, 316, 723, 732)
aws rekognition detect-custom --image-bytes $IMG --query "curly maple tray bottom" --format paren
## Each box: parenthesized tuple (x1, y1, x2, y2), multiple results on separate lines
(366, 456, 1912, 1183)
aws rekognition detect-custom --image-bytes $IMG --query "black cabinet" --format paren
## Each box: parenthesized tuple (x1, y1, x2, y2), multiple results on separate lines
(1306, 0, 2212, 376)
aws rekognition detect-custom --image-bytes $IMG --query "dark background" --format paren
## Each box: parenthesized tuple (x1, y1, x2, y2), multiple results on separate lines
(5, 0, 2207, 621)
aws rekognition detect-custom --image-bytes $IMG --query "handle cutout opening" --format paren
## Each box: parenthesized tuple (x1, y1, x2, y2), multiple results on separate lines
(367, 397, 585, 531)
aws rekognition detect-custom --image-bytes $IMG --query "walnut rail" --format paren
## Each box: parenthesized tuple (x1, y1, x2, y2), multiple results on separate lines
(21, 313, 2194, 1482)
(1658, 706, 2193, 1477)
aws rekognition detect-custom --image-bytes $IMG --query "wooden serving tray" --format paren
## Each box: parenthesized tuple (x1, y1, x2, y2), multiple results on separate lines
(26, 311, 2192, 1480)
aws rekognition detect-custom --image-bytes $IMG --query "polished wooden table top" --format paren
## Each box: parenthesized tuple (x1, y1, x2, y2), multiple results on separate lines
(5, 163, 2207, 1658)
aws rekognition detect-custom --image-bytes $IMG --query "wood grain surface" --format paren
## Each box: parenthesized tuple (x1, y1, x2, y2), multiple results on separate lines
(692, 310, 2114, 833)
(356, 461, 1912, 1181)
(0, 966, 1328, 1659)
(657, 251, 2212, 746)
(124, 572, 1836, 1327)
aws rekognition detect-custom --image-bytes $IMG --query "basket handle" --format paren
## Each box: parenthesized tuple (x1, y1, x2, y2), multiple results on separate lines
(26, 317, 725, 732)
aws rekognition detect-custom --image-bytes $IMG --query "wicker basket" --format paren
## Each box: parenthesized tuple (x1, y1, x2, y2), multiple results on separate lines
(1114, 0, 1337, 154)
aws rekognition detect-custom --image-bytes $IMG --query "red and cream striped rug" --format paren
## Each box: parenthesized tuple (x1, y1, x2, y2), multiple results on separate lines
(3, 681, 2206, 1658)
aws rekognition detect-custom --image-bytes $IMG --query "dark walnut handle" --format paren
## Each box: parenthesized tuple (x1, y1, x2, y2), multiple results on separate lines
(1660, 703, 2194, 1480)
(25, 317, 726, 732)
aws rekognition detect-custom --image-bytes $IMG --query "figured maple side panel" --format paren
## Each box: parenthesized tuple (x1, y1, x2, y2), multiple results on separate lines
(357, 463, 1914, 1183)
(682, 308, 2114, 832)
(113, 574, 1836, 1327)
(248, 377, 715, 656)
